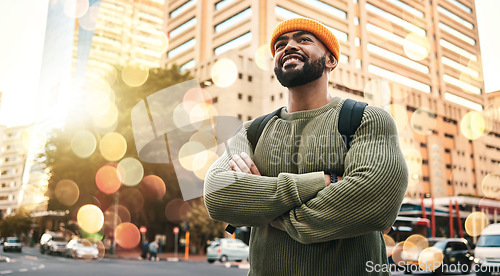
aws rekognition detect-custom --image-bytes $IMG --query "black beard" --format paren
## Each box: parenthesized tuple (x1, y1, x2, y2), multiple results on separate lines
(274, 54, 326, 88)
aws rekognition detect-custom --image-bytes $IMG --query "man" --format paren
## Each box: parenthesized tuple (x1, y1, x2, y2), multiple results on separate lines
(204, 18, 408, 275)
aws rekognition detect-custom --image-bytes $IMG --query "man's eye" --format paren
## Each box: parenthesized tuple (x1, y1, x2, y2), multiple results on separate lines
(275, 43, 285, 50)
(299, 37, 311, 42)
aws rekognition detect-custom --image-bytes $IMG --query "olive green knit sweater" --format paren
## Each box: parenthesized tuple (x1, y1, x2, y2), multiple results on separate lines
(204, 97, 408, 275)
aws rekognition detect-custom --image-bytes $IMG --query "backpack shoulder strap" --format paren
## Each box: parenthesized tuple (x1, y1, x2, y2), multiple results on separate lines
(338, 99, 368, 150)
(247, 107, 283, 153)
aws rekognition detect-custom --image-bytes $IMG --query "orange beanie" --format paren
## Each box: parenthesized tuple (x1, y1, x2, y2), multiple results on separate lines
(270, 18, 340, 69)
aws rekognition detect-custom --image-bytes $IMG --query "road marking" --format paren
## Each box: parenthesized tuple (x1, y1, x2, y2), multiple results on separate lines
(24, 256, 37, 260)
(19, 269, 28, 272)
(38, 265, 45, 269)
(0, 270, 13, 274)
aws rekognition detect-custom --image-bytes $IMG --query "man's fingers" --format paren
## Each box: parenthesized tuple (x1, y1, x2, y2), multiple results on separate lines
(240, 152, 261, 175)
(229, 160, 242, 172)
(232, 155, 251, 173)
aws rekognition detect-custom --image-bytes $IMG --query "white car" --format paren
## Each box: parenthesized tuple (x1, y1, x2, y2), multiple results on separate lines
(3, 237, 22, 252)
(65, 239, 99, 259)
(207, 238, 249, 263)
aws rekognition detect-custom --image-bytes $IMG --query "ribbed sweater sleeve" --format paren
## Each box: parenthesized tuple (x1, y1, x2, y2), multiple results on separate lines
(203, 120, 326, 227)
(270, 106, 408, 244)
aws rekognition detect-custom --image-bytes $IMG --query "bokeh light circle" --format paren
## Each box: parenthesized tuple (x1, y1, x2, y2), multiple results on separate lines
(194, 150, 219, 180)
(100, 132, 127, 161)
(106, 205, 131, 223)
(95, 165, 122, 194)
(115, 222, 141, 249)
(94, 240, 106, 260)
(391, 242, 407, 265)
(71, 130, 97, 158)
(404, 33, 430, 61)
(363, 79, 391, 107)
(64, 0, 89, 18)
(93, 104, 118, 130)
(121, 63, 149, 87)
(482, 173, 500, 200)
(165, 199, 190, 223)
(117, 157, 144, 186)
(119, 188, 145, 214)
(388, 104, 409, 131)
(211, 58, 238, 87)
(404, 234, 428, 258)
(460, 111, 485, 140)
(418, 247, 443, 271)
(79, 4, 99, 30)
(465, 211, 489, 237)
(179, 141, 208, 171)
(140, 175, 166, 201)
(410, 108, 437, 135)
(173, 103, 196, 132)
(384, 234, 395, 257)
(255, 44, 272, 70)
(77, 204, 104, 233)
(189, 130, 217, 152)
(55, 179, 80, 206)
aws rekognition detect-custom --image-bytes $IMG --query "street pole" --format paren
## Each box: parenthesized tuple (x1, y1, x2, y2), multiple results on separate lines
(112, 191, 119, 254)
(174, 232, 178, 258)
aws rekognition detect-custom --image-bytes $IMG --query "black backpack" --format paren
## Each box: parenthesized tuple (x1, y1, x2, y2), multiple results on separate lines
(225, 98, 368, 234)
(248, 98, 368, 152)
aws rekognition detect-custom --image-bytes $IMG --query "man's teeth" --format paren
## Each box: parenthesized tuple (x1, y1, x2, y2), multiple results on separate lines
(283, 57, 301, 65)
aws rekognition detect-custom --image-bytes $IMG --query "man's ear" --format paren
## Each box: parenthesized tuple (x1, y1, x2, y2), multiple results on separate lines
(325, 53, 337, 71)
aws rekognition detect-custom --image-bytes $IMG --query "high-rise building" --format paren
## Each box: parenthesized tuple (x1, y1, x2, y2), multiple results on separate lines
(165, 0, 500, 201)
(0, 126, 29, 217)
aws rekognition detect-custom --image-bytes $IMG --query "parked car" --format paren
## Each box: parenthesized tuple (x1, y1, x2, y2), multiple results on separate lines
(474, 223, 500, 275)
(40, 232, 68, 255)
(429, 238, 474, 274)
(65, 239, 99, 259)
(207, 238, 249, 263)
(3, 237, 22, 252)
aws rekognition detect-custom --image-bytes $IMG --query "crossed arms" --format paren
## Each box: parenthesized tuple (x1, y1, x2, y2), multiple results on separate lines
(203, 107, 408, 244)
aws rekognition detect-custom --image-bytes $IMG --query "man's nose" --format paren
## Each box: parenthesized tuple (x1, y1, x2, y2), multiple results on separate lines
(283, 40, 299, 52)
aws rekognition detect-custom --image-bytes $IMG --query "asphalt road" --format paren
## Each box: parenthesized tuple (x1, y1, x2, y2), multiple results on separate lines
(0, 247, 249, 276)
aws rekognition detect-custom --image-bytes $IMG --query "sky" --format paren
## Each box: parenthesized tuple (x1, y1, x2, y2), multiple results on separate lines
(0, 0, 499, 127)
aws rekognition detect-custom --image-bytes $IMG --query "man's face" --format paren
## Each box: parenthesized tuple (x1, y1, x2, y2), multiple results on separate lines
(273, 31, 328, 88)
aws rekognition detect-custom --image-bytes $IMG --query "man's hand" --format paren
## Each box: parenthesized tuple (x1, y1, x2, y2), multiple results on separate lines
(229, 152, 261, 175)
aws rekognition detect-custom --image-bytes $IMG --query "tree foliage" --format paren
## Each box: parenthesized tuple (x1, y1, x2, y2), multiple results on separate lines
(186, 197, 226, 254)
(0, 214, 31, 238)
(40, 65, 195, 250)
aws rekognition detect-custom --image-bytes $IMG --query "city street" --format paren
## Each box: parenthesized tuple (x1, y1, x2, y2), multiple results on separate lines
(1, 246, 479, 276)
(0, 247, 249, 276)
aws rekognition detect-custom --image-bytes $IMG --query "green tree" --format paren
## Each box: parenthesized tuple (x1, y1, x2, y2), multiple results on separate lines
(0, 214, 31, 238)
(40, 65, 194, 251)
(186, 197, 226, 254)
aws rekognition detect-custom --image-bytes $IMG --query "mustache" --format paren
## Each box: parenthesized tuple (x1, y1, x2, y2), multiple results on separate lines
(280, 52, 307, 67)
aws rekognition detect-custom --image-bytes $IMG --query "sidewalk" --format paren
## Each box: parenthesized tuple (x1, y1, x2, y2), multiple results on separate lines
(107, 247, 207, 262)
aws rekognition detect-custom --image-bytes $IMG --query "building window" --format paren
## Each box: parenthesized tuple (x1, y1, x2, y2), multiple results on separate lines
(280, 93, 283, 99)
(248, 96, 252, 102)
(271, 95, 275, 101)
(170, 17, 197, 38)
(423, 177, 430, 182)
(444, 134, 454, 138)
(248, 76, 252, 82)
(247, 116, 252, 120)
(238, 73, 243, 79)
(180, 60, 195, 71)
(420, 143, 427, 148)
(170, 0, 196, 19)
(167, 38, 196, 58)
(215, 8, 251, 33)
(213, 97, 218, 103)
(214, 32, 252, 55)
(238, 93, 242, 100)
(215, 0, 237, 10)
(237, 114, 242, 120)
(422, 160, 428, 165)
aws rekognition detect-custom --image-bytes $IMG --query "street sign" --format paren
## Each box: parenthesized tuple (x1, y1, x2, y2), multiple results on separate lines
(173, 226, 179, 234)
(139, 226, 147, 234)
